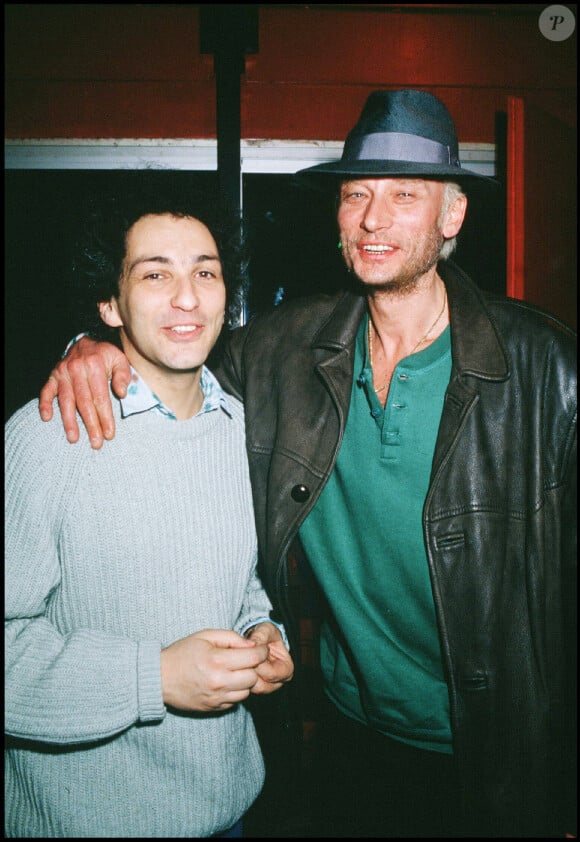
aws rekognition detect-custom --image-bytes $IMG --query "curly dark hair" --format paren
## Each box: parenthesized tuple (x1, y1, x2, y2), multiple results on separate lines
(70, 183, 248, 344)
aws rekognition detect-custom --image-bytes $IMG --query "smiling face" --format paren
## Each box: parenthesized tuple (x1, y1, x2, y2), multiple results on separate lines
(337, 177, 467, 293)
(99, 213, 226, 383)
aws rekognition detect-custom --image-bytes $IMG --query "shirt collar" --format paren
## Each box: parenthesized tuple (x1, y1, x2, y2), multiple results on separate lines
(120, 366, 232, 420)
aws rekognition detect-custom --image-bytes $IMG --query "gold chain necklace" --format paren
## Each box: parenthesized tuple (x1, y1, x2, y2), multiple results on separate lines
(368, 288, 447, 395)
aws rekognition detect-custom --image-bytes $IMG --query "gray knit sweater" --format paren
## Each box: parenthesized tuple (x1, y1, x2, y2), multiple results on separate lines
(5, 388, 271, 837)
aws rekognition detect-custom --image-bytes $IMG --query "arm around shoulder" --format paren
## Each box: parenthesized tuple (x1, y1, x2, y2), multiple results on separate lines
(38, 335, 131, 448)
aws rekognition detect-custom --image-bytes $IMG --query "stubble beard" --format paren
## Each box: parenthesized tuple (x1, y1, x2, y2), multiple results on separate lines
(346, 226, 446, 296)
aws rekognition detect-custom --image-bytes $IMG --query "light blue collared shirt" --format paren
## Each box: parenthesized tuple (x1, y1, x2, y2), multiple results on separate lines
(120, 365, 232, 420)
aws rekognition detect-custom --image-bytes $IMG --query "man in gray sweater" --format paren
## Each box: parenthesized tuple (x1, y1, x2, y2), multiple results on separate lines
(4, 187, 293, 838)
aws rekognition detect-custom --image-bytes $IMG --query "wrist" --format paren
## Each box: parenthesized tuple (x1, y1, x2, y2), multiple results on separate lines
(240, 618, 289, 650)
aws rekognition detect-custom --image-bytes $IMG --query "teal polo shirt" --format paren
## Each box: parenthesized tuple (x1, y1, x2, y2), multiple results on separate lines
(299, 313, 453, 753)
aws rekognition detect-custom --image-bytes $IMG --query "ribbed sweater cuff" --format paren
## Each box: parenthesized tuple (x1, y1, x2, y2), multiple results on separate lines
(137, 640, 166, 722)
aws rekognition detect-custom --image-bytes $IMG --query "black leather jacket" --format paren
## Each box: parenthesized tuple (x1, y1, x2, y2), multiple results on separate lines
(216, 261, 577, 836)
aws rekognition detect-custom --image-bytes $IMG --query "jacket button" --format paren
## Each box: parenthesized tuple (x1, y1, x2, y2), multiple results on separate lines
(291, 484, 310, 502)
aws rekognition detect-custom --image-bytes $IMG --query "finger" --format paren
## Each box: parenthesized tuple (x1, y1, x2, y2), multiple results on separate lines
(227, 667, 267, 693)
(212, 689, 252, 710)
(198, 687, 253, 712)
(38, 374, 58, 422)
(250, 676, 284, 695)
(197, 628, 256, 648)
(255, 650, 294, 687)
(253, 664, 278, 683)
(255, 659, 288, 683)
(244, 622, 283, 647)
(82, 356, 119, 443)
(217, 645, 269, 671)
(266, 640, 291, 661)
(61, 370, 105, 449)
(203, 665, 261, 698)
(54, 379, 82, 444)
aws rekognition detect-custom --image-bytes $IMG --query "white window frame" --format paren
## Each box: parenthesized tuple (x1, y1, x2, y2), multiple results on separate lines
(4, 139, 496, 177)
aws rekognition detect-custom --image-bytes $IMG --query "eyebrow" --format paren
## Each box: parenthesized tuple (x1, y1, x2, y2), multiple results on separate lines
(127, 253, 221, 273)
(341, 178, 427, 190)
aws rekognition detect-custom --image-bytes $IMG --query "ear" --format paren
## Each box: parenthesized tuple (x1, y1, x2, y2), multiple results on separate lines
(441, 193, 468, 239)
(98, 299, 123, 328)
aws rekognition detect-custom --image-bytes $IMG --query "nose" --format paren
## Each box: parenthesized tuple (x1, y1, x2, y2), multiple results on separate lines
(361, 193, 393, 232)
(171, 276, 199, 310)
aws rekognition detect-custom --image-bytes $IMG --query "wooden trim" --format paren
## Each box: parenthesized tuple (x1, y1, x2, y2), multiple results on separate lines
(506, 97, 525, 300)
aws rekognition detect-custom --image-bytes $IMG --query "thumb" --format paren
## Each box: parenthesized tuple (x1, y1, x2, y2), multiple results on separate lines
(196, 628, 256, 649)
(110, 355, 132, 399)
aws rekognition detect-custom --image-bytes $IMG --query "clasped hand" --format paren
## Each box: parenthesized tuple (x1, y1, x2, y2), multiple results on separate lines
(160, 627, 293, 713)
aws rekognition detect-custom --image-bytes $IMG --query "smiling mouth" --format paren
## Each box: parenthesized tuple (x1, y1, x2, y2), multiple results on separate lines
(167, 325, 201, 333)
(361, 244, 395, 254)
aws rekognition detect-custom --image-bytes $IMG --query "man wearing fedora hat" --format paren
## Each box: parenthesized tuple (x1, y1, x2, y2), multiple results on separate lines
(38, 89, 576, 837)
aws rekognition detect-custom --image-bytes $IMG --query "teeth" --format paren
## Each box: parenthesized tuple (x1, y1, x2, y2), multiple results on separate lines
(171, 325, 198, 333)
(363, 245, 393, 252)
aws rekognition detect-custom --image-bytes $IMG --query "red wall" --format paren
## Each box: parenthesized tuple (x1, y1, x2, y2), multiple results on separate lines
(5, 4, 576, 143)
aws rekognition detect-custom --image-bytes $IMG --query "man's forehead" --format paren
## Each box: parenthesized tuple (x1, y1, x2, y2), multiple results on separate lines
(131, 212, 203, 229)
(126, 213, 216, 244)
(340, 177, 434, 189)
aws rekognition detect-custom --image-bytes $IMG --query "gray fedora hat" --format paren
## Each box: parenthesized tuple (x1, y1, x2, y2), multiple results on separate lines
(298, 89, 498, 191)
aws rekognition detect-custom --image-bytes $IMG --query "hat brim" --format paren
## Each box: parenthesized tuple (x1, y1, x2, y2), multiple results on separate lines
(297, 159, 500, 193)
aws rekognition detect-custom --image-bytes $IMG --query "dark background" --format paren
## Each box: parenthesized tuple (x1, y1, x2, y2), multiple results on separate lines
(5, 168, 505, 422)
